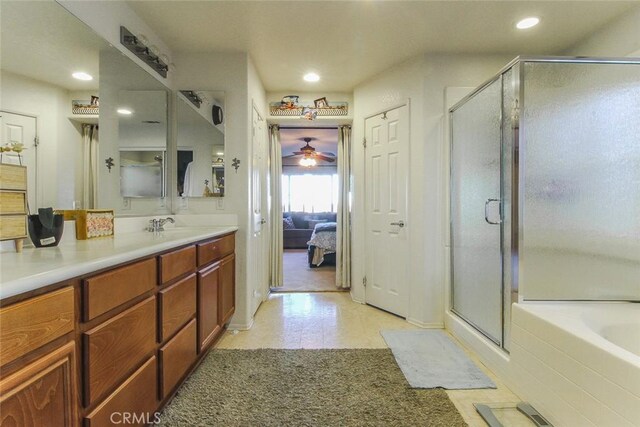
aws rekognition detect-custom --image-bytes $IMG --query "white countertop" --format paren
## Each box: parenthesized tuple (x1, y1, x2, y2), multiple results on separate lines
(0, 226, 238, 300)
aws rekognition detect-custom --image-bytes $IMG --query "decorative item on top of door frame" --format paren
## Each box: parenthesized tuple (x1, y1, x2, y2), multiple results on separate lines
(314, 97, 329, 108)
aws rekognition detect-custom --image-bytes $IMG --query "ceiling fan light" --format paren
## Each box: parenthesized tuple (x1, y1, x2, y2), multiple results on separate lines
(299, 157, 317, 167)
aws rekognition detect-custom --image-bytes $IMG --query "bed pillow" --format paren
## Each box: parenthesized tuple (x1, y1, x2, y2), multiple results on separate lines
(283, 217, 295, 229)
(308, 219, 327, 229)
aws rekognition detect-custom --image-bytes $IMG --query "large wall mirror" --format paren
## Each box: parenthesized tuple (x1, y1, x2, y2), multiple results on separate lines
(176, 91, 225, 197)
(118, 90, 167, 198)
(0, 1, 170, 216)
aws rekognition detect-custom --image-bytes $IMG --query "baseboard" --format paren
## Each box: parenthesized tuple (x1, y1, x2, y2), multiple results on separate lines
(406, 318, 444, 329)
(227, 317, 254, 331)
(350, 291, 365, 304)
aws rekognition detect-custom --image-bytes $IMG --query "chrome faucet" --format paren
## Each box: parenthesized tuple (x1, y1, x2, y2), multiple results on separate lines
(147, 217, 175, 232)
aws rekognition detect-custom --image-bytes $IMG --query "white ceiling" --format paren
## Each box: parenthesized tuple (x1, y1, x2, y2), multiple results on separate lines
(0, 1, 108, 91)
(127, 0, 638, 92)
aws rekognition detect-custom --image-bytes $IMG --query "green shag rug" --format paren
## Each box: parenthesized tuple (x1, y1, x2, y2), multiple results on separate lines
(159, 349, 467, 426)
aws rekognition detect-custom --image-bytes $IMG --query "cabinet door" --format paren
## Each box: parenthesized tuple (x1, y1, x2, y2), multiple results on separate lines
(0, 341, 77, 427)
(219, 254, 235, 325)
(197, 263, 221, 351)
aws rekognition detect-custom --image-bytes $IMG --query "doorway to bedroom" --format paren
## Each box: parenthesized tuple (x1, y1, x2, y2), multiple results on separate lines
(272, 127, 346, 293)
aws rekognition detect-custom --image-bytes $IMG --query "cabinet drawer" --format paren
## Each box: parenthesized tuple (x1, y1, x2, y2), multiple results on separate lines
(0, 286, 74, 366)
(0, 215, 26, 240)
(159, 246, 196, 284)
(83, 297, 156, 406)
(197, 234, 234, 267)
(83, 258, 157, 321)
(197, 263, 221, 352)
(84, 356, 158, 427)
(0, 192, 26, 215)
(0, 342, 77, 427)
(0, 164, 27, 191)
(159, 274, 196, 342)
(159, 319, 197, 398)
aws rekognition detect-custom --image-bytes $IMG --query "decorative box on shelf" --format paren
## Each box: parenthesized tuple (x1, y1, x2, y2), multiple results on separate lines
(60, 209, 114, 240)
(269, 102, 348, 117)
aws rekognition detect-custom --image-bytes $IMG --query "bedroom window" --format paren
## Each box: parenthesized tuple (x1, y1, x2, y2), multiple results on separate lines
(282, 173, 339, 213)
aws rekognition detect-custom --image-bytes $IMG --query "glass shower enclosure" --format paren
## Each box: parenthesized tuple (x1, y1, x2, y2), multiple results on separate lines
(450, 57, 640, 350)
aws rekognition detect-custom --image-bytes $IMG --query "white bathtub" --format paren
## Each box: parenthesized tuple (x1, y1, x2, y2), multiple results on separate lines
(511, 302, 640, 427)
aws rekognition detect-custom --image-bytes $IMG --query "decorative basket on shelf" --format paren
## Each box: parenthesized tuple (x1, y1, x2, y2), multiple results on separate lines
(269, 102, 348, 117)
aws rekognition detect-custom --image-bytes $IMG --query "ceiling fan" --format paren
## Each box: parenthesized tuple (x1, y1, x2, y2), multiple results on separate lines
(283, 137, 336, 166)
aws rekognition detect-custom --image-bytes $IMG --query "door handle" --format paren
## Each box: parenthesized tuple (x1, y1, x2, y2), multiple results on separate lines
(484, 199, 502, 225)
(260, 218, 267, 224)
(390, 220, 405, 228)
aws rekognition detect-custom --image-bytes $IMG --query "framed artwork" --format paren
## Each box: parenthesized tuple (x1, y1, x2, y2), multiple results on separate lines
(314, 97, 328, 108)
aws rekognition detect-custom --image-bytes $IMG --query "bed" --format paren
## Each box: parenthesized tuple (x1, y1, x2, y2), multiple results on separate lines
(307, 222, 337, 267)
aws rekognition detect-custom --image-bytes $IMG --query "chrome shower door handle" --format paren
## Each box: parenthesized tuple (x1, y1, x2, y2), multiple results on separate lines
(390, 220, 405, 228)
(484, 199, 502, 225)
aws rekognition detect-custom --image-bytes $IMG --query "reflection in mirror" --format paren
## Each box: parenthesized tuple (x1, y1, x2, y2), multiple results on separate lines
(100, 52, 170, 214)
(0, 1, 171, 217)
(118, 90, 167, 198)
(0, 1, 109, 211)
(120, 150, 165, 197)
(176, 91, 225, 197)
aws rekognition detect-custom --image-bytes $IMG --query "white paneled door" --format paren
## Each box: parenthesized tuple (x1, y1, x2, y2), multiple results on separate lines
(0, 111, 37, 210)
(364, 105, 409, 317)
(251, 105, 267, 315)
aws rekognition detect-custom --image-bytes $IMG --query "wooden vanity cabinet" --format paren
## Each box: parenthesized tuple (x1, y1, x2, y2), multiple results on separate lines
(0, 231, 235, 426)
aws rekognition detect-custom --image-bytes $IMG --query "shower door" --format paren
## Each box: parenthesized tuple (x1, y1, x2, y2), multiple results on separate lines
(450, 77, 504, 345)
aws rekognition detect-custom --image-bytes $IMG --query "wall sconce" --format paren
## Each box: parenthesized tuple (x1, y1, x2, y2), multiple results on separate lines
(180, 91, 203, 108)
(120, 26, 169, 78)
(105, 157, 114, 173)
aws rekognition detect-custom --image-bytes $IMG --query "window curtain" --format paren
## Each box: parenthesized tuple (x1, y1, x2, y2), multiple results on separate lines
(269, 125, 284, 287)
(82, 124, 99, 209)
(336, 125, 352, 289)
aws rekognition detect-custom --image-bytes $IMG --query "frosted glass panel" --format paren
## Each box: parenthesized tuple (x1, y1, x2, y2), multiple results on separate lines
(501, 67, 517, 350)
(451, 78, 503, 343)
(522, 62, 640, 300)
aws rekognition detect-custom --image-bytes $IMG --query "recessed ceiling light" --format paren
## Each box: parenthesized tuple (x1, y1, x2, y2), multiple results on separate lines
(516, 17, 540, 30)
(117, 108, 133, 115)
(72, 72, 93, 81)
(303, 72, 320, 82)
(216, 152, 224, 156)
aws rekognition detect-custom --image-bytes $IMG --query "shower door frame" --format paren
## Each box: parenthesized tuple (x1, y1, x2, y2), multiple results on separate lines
(448, 70, 512, 348)
(449, 56, 640, 351)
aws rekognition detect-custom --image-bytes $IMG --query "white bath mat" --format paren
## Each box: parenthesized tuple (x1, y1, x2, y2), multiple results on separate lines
(381, 329, 496, 389)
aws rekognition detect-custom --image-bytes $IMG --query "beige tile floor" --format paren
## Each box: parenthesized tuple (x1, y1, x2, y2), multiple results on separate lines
(217, 292, 530, 427)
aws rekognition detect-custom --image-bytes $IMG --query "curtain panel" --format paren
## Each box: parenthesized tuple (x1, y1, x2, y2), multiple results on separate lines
(269, 125, 284, 287)
(336, 125, 352, 289)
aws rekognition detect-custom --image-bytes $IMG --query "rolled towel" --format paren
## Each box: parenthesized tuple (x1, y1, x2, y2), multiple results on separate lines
(38, 207, 55, 230)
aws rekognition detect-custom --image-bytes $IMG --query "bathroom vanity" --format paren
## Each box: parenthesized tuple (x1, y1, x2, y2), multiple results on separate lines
(0, 227, 236, 426)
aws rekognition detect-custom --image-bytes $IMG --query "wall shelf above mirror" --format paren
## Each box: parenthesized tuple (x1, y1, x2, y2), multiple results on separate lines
(176, 90, 226, 198)
(1, 1, 172, 220)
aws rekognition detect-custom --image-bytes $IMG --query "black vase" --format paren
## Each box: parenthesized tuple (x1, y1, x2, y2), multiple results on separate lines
(28, 214, 64, 248)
